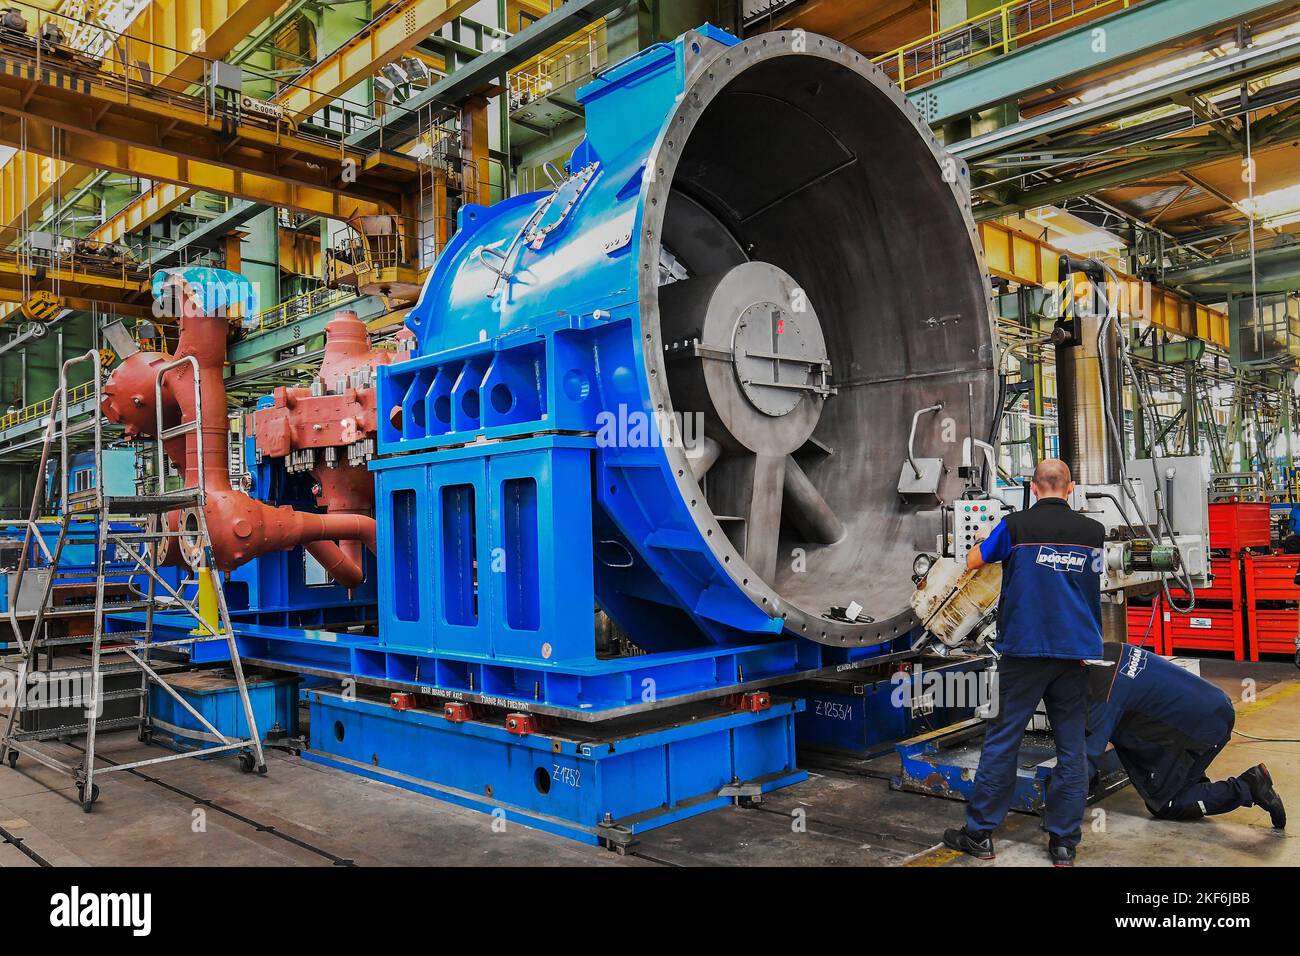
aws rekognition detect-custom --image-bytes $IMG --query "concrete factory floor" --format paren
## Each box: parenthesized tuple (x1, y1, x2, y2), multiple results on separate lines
(0, 660, 1297, 867)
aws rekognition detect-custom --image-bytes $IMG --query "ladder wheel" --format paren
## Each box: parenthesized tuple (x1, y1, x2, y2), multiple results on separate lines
(238, 752, 256, 774)
(5, 750, 17, 769)
(138, 728, 153, 745)
(77, 783, 100, 810)
(257, 763, 268, 776)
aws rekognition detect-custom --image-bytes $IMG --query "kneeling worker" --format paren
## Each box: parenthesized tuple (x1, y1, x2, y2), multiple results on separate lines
(1086, 642, 1285, 829)
(943, 458, 1103, 867)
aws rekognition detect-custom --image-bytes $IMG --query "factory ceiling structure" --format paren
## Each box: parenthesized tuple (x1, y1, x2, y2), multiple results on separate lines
(0, 0, 1289, 474)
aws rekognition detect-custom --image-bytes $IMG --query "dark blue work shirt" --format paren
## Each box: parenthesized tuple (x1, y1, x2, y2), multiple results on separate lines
(1085, 643, 1236, 809)
(979, 497, 1104, 660)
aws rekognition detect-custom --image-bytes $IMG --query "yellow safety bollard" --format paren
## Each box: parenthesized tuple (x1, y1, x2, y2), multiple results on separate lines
(190, 563, 227, 637)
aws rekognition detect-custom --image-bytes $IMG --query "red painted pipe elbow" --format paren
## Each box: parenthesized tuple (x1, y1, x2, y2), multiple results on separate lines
(101, 286, 378, 585)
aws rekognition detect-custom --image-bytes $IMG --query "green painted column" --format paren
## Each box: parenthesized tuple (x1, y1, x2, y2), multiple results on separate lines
(937, 0, 1019, 145)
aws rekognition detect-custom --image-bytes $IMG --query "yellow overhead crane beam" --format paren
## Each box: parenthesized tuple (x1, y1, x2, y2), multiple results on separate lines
(0, 254, 148, 299)
(103, 0, 280, 93)
(0, 0, 282, 232)
(88, 181, 190, 244)
(88, 0, 457, 246)
(979, 220, 1230, 350)
(0, 148, 83, 234)
(0, 52, 414, 222)
(275, 0, 477, 121)
(0, 281, 153, 320)
(0, 220, 152, 315)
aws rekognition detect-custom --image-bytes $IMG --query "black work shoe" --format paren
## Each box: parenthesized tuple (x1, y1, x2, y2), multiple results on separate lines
(944, 826, 995, 860)
(1243, 764, 1286, 830)
(1048, 840, 1076, 867)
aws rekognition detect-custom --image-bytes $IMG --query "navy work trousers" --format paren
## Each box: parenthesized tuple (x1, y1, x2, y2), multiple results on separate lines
(966, 656, 1089, 847)
(1156, 733, 1253, 820)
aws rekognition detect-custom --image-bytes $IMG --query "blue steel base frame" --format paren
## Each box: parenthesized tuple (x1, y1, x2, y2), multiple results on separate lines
(302, 687, 806, 846)
(120, 611, 911, 720)
(107, 613, 907, 844)
(892, 718, 1128, 815)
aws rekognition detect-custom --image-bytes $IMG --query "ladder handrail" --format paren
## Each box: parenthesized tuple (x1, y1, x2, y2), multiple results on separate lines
(152, 354, 205, 500)
(7, 350, 99, 660)
(5, 385, 64, 657)
(59, 350, 105, 513)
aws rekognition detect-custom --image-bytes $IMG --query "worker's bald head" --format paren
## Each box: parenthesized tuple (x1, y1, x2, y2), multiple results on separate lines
(1032, 459, 1074, 499)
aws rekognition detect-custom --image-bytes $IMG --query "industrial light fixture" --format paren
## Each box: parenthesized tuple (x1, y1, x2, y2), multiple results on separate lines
(1236, 182, 1300, 226)
(1052, 229, 1125, 255)
(381, 62, 410, 87)
(373, 74, 396, 101)
(403, 57, 431, 83)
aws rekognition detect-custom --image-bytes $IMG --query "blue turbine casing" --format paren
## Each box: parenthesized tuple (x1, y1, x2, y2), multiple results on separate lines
(374, 23, 996, 668)
(376, 27, 788, 660)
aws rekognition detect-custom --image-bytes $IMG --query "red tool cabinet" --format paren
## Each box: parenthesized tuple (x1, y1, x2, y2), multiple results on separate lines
(1208, 502, 1272, 551)
(1242, 553, 1300, 662)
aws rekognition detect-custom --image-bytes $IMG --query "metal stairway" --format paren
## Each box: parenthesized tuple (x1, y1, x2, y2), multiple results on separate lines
(1, 350, 267, 812)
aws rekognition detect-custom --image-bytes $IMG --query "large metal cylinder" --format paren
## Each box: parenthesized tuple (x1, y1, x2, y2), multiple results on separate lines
(400, 28, 997, 650)
(1056, 309, 1123, 485)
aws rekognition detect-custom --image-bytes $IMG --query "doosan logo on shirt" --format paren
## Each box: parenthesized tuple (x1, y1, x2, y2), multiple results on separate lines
(1034, 546, 1087, 573)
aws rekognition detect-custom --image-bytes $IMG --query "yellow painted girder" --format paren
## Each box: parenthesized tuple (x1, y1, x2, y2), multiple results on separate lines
(88, 181, 189, 245)
(95, 0, 453, 246)
(105, 0, 284, 92)
(0, 293, 151, 323)
(0, 255, 147, 293)
(979, 220, 1230, 350)
(0, 0, 281, 232)
(276, 0, 477, 120)
(0, 113, 388, 221)
(0, 65, 407, 218)
(0, 64, 354, 167)
(0, 149, 82, 232)
(279, 228, 320, 276)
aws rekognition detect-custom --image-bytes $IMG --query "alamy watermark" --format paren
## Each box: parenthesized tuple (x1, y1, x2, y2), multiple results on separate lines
(595, 404, 707, 458)
(889, 661, 999, 718)
(0, 669, 104, 718)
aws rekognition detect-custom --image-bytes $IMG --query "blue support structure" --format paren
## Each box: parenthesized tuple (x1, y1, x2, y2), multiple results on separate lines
(302, 688, 805, 845)
(226, 421, 379, 630)
(795, 659, 992, 758)
(132, 611, 904, 718)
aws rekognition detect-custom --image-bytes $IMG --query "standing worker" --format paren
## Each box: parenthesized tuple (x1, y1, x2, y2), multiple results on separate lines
(1086, 642, 1285, 828)
(943, 458, 1104, 867)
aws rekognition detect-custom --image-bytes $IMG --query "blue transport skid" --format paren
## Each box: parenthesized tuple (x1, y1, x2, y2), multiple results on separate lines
(893, 718, 1128, 814)
(146, 671, 300, 756)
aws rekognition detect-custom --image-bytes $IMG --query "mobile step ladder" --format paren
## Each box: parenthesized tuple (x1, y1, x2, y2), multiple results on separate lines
(1, 350, 266, 811)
